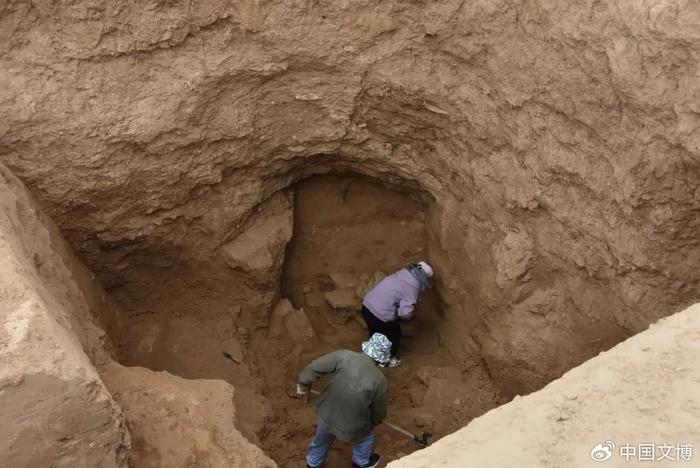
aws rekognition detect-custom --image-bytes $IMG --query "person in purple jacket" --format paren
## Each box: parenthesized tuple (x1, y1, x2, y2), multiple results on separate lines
(361, 261, 434, 368)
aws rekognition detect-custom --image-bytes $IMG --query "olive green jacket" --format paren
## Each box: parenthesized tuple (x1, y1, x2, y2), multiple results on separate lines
(298, 350, 387, 441)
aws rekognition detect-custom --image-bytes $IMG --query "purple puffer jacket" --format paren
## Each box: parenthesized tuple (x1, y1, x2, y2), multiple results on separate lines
(362, 268, 419, 322)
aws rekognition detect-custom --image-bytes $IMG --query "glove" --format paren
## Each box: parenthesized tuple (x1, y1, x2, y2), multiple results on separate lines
(297, 383, 310, 395)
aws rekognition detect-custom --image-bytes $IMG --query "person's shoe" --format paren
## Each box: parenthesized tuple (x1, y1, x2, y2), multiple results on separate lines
(352, 453, 381, 468)
(387, 357, 401, 368)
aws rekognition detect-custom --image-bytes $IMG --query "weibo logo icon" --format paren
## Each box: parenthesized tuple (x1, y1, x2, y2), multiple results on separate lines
(590, 441, 615, 462)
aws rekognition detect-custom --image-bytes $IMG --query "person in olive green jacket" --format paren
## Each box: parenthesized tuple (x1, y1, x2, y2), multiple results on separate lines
(297, 333, 391, 468)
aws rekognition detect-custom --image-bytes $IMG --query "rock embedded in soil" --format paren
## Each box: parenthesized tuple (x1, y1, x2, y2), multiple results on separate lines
(324, 287, 360, 310)
(329, 273, 361, 289)
(304, 290, 327, 308)
(101, 363, 275, 468)
(221, 192, 293, 287)
(268, 298, 314, 343)
(408, 383, 428, 407)
(410, 410, 434, 429)
(268, 299, 295, 338)
(286, 307, 315, 343)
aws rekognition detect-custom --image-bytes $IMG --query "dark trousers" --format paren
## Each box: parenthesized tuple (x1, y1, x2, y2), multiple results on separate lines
(361, 305, 401, 358)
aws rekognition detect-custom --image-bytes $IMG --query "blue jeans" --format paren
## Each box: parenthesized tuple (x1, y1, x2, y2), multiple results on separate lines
(306, 425, 374, 467)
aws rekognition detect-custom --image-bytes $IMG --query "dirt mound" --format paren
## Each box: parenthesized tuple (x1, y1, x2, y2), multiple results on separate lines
(101, 363, 275, 468)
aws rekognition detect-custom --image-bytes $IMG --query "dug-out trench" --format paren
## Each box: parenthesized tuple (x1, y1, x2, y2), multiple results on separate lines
(2, 3, 700, 466)
(3, 153, 697, 467)
(47, 166, 694, 467)
(108, 174, 505, 466)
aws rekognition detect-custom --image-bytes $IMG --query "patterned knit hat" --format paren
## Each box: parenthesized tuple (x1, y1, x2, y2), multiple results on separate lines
(361, 333, 392, 365)
(408, 262, 432, 291)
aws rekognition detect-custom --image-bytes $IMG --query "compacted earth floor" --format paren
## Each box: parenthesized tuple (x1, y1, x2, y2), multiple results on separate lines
(114, 176, 505, 467)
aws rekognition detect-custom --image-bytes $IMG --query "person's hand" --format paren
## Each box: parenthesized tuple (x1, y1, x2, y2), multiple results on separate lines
(297, 383, 310, 395)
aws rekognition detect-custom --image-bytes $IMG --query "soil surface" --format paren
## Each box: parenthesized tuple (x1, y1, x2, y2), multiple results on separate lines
(391, 303, 700, 468)
(101, 363, 274, 468)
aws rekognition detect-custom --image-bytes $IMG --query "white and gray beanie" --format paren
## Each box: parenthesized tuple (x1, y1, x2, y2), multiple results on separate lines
(361, 333, 392, 365)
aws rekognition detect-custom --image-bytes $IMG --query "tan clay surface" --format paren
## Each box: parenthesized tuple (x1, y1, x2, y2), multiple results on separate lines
(101, 363, 275, 468)
(390, 303, 700, 468)
(0, 164, 129, 467)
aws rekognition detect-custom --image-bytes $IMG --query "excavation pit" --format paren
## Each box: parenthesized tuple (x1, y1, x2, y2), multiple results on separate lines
(2, 157, 696, 467)
(1, 3, 699, 466)
(110, 174, 505, 466)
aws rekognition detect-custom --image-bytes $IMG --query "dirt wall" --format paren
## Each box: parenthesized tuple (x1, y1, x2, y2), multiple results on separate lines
(101, 363, 276, 468)
(0, 163, 276, 467)
(1, 0, 699, 395)
(0, 163, 129, 467)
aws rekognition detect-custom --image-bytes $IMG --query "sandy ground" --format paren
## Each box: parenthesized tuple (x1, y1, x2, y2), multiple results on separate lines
(390, 303, 700, 468)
